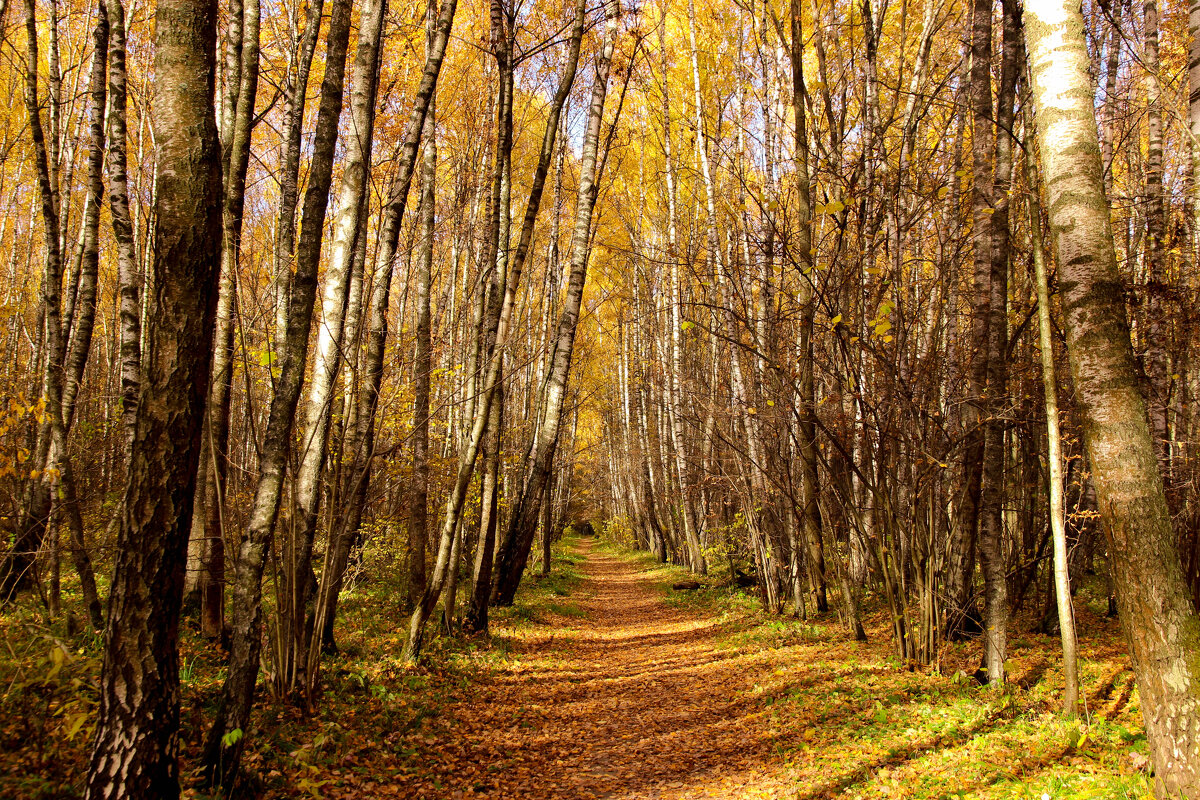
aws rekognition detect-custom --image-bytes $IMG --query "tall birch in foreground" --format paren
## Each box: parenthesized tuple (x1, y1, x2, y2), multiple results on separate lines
(1026, 4, 1200, 795)
(487, 0, 622, 610)
(84, 0, 223, 791)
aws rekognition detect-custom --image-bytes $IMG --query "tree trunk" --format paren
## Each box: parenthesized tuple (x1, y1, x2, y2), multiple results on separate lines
(1143, 0, 1171, 466)
(784, 0, 826, 615)
(1024, 120, 1079, 717)
(407, 0, 437, 615)
(201, 0, 353, 782)
(83, 0, 222, 791)
(272, 0, 325, 348)
(487, 0, 620, 610)
(662, 13, 705, 576)
(977, 0, 1021, 685)
(0, 0, 66, 601)
(288, 0, 385, 696)
(1026, 5, 1200, 794)
(106, 0, 140, 460)
(189, 0, 260, 640)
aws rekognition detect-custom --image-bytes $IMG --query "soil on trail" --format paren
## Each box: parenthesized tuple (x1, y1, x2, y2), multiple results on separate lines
(386, 539, 791, 799)
(326, 539, 1144, 800)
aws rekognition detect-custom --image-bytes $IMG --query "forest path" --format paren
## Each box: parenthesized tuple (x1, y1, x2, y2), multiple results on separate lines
(385, 538, 801, 799)
(330, 539, 1136, 800)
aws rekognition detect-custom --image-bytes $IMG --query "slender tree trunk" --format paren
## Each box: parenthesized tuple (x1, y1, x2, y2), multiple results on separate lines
(407, 0, 437, 616)
(312, 197, 372, 655)
(300, 0, 458, 662)
(83, 0, 222, 790)
(661, 12, 704, 576)
(947, 0, 996, 641)
(460, 0, 588, 634)
(272, 0, 325, 348)
(50, 0, 111, 631)
(1, 0, 69, 600)
(1025, 121, 1079, 717)
(977, 0, 1021, 685)
(288, 0, 385, 696)
(202, 0, 353, 782)
(1143, 0, 1172, 491)
(783, 0, 826, 614)
(106, 0, 140, 459)
(190, 0, 260, 640)
(1026, 6, 1200, 794)
(486, 0, 620, 610)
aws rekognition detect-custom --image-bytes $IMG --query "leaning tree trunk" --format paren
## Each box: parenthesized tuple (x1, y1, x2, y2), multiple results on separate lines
(83, 0, 223, 791)
(201, 0, 353, 784)
(460, 0, 587, 635)
(462, 0, 514, 631)
(488, 0, 620, 610)
(302, 0, 458, 661)
(1026, 5, 1200, 795)
(1024, 120, 1079, 717)
(287, 0, 385, 698)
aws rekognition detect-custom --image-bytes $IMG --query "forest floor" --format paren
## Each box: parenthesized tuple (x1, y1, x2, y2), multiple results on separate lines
(0, 536, 1155, 799)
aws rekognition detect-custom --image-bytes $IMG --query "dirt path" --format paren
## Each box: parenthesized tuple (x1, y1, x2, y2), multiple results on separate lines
(319, 538, 1145, 800)
(388, 538, 793, 799)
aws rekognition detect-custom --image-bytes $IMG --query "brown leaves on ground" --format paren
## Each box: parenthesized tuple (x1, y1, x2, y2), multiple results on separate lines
(310, 541, 1148, 800)
(0, 539, 1149, 799)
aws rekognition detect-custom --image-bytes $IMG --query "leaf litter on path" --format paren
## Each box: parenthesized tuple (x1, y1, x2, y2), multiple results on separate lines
(312, 539, 1150, 800)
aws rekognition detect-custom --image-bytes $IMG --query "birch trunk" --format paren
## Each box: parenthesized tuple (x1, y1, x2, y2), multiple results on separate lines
(1143, 0, 1172, 489)
(202, 0, 353, 781)
(83, 0, 222, 789)
(977, 0, 1020, 685)
(310, 0, 457, 660)
(287, 0, 385, 695)
(106, 0, 140, 457)
(662, 11, 706, 575)
(407, 0, 437, 614)
(0, 0, 68, 601)
(486, 0, 620, 610)
(188, 0, 260, 639)
(1026, 5, 1200, 793)
(272, 0, 325, 347)
(1024, 121, 1079, 717)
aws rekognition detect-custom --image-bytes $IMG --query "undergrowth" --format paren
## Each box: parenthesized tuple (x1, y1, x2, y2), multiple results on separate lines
(0, 535, 589, 799)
